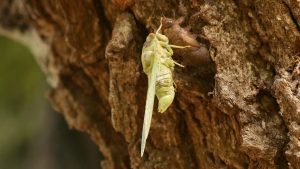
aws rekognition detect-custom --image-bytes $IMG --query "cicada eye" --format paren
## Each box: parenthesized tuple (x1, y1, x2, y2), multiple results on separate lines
(146, 33, 155, 42)
(143, 34, 155, 48)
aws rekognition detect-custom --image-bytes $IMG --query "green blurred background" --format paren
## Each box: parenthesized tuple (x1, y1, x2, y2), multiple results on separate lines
(0, 36, 101, 169)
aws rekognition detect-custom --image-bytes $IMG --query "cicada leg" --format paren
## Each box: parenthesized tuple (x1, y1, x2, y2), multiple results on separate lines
(169, 44, 191, 48)
(173, 60, 184, 67)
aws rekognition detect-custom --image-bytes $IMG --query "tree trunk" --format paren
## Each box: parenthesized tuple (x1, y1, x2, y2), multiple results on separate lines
(1, 0, 300, 168)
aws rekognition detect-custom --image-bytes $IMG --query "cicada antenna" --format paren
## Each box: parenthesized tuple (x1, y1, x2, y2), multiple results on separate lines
(156, 17, 163, 34)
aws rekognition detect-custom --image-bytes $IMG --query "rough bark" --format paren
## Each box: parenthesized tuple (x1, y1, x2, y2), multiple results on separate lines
(1, 0, 300, 168)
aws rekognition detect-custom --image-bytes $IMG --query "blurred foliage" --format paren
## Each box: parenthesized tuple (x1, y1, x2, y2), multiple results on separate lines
(0, 35, 47, 169)
(0, 36, 101, 169)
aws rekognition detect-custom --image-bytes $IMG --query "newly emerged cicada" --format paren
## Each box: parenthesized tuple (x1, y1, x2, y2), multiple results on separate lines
(141, 19, 187, 156)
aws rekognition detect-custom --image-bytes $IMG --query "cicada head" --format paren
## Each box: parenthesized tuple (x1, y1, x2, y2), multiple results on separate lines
(143, 33, 156, 47)
(158, 92, 175, 113)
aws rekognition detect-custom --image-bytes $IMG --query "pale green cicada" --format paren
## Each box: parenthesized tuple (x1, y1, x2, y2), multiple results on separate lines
(141, 19, 188, 156)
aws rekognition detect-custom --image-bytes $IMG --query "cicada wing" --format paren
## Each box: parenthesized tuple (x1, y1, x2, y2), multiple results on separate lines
(141, 54, 159, 157)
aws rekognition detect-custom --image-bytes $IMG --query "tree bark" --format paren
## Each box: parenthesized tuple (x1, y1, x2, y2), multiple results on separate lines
(1, 0, 300, 168)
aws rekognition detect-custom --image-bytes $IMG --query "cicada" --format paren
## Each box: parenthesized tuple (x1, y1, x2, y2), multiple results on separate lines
(141, 19, 187, 156)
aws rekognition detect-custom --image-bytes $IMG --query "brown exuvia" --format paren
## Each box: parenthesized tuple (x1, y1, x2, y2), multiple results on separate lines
(162, 17, 212, 66)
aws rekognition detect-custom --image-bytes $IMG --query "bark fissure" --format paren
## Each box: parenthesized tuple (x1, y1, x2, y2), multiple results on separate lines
(282, 2, 300, 32)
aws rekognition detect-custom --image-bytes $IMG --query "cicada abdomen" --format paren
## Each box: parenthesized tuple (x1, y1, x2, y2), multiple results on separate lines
(140, 20, 186, 156)
(155, 49, 176, 113)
